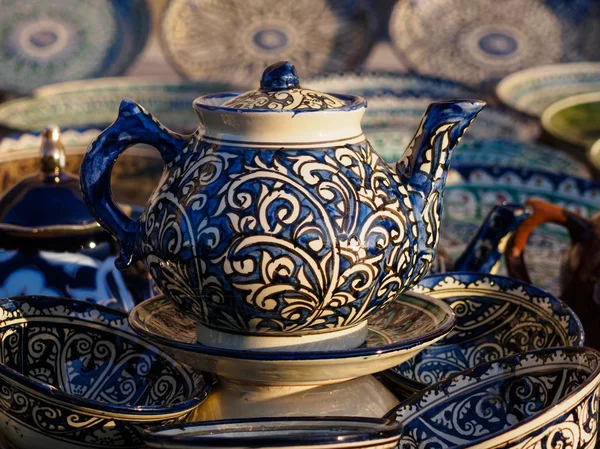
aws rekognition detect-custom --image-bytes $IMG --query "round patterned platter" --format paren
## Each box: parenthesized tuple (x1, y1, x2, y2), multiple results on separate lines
(441, 165, 600, 297)
(541, 91, 600, 149)
(496, 62, 600, 118)
(386, 272, 584, 395)
(0, 77, 235, 133)
(389, 0, 600, 91)
(0, 0, 151, 95)
(128, 293, 455, 386)
(159, 0, 376, 87)
(386, 347, 600, 449)
(0, 295, 210, 449)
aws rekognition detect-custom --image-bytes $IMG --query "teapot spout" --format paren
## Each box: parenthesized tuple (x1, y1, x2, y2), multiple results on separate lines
(397, 100, 486, 201)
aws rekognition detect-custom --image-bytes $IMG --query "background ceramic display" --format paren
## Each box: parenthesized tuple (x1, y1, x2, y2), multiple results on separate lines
(143, 417, 402, 449)
(0, 77, 236, 133)
(0, 295, 210, 449)
(496, 62, 600, 117)
(386, 272, 584, 396)
(541, 91, 600, 149)
(0, 0, 151, 94)
(389, 0, 600, 92)
(387, 347, 600, 449)
(159, 0, 376, 87)
(81, 61, 484, 350)
(441, 165, 600, 296)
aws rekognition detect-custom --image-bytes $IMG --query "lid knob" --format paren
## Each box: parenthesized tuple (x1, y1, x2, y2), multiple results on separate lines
(260, 61, 300, 91)
(40, 125, 65, 175)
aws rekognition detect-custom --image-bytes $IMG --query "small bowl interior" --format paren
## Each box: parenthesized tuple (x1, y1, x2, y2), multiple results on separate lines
(0, 302, 200, 408)
(543, 94, 600, 148)
(393, 348, 599, 449)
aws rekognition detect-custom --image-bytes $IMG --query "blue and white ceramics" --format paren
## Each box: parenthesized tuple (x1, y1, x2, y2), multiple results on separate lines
(129, 291, 454, 420)
(387, 347, 600, 449)
(389, 0, 600, 91)
(387, 272, 584, 395)
(159, 0, 376, 87)
(0, 0, 151, 95)
(81, 61, 484, 350)
(143, 417, 402, 449)
(0, 295, 210, 449)
(496, 62, 600, 118)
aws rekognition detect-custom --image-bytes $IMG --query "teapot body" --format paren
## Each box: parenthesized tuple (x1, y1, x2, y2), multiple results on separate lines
(137, 131, 427, 334)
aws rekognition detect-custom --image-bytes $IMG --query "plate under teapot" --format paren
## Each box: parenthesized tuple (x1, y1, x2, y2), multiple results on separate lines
(128, 292, 455, 386)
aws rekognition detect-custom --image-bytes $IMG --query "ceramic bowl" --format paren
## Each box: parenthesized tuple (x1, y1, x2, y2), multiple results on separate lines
(541, 91, 600, 149)
(387, 347, 600, 449)
(0, 0, 151, 94)
(143, 417, 402, 449)
(0, 77, 236, 133)
(589, 138, 600, 170)
(0, 295, 210, 449)
(496, 62, 600, 118)
(442, 165, 600, 296)
(389, 0, 600, 91)
(385, 272, 584, 395)
(159, 0, 377, 87)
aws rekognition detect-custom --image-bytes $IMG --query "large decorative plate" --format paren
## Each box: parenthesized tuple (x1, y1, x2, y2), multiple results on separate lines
(128, 292, 455, 386)
(442, 165, 600, 296)
(387, 272, 584, 395)
(159, 0, 377, 86)
(387, 347, 600, 449)
(0, 77, 235, 133)
(0, 0, 151, 95)
(389, 0, 600, 91)
(541, 91, 600, 149)
(496, 62, 600, 118)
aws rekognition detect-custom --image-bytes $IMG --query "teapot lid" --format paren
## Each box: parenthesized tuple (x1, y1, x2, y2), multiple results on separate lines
(221, 61, 348, 111)
(0, 126, 107, 249)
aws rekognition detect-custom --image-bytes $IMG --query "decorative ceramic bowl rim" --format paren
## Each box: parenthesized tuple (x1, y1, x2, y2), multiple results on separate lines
(417, 271, 586, 346)
(386, 346, 600, 449)
(144, 416, 402, 447)
(496, 62, 600, 118)
(0, 295, 210, 419)
(128, 291, 456, 361)
(541, 91, 600, 148)
(193, 91, 367, 114)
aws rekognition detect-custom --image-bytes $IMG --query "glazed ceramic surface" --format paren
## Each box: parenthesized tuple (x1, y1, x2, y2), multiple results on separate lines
(143, 417, 402, 449)
(306, 73, 539, 162)
(387, 347, 600, 449)
(389, 0, 600, 91)
(0, 296, 209, 449)
(81, 61, 483, 343)
(0, 78, 235, 133)
(0, 0, 150, 94)
(542, 92, 600, 149)
(387, 272, 584, 394)
(128, 291, 454, 385)
(442, 165, 600, 296)
(496, 62, 600, 117)
(159, 0, 376, 87)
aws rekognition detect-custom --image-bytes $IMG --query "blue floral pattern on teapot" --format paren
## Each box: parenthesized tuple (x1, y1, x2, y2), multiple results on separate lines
(80, 61, 485, 336)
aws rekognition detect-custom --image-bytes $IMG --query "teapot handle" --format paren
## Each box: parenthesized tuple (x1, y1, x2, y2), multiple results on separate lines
(505, 197, 589, 284)
(80, 99, 190, 270)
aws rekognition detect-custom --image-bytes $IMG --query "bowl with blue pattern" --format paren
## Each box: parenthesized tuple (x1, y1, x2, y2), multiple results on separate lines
(0, 295, 210, 449)
(385, 272, 584, 396)
(387, 346, 600, 449)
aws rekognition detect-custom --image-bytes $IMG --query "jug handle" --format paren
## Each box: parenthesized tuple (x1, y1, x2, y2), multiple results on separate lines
(80, 98, 190, 269)
(505, 197, 589, 284)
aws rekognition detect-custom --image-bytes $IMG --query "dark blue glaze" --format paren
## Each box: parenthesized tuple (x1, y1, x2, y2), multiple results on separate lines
(260, 61, 300, 90)
(81, 81, 484, 335)
(452, 203, 531, 272)
(0, 295, 209, 448)
(386, 347, 600, 449)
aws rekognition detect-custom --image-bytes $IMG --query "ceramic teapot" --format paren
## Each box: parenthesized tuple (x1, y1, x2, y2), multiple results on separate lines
(505, 197, 600, 349)
(0, 126, 154, 311)
(80, 61, 485, 349)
